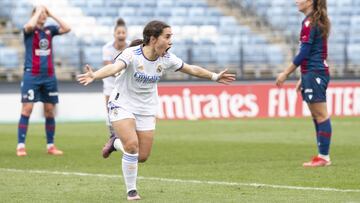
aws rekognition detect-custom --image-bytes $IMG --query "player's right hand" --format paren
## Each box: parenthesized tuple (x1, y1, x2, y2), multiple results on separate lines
(275, 72, 287, 87)
(77, 64, 96, 86)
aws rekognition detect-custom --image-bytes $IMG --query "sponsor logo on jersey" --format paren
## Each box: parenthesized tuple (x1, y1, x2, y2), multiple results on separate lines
(35, 39, 51, 56)
(134, 72, 160, 84)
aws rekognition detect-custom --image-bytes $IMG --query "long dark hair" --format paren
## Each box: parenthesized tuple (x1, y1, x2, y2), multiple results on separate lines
(142, 20, 170, 45)
(310, 0, 331, 39)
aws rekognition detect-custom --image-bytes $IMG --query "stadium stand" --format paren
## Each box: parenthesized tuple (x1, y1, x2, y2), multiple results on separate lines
(230, 0, 360, 75)
(0, 0, 359, 80)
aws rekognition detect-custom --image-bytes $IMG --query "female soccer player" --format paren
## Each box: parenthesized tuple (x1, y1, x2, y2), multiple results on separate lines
(17, 5, 70, 156)
(276, 0, 332, 167)
(77, 20, 235, 200)
(101, 18, 129, 147)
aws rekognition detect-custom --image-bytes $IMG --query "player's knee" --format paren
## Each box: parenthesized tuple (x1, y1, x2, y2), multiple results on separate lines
(44, 109, 55, 117)
(21, 106, 33, 116)
(123, 141, 139, 154)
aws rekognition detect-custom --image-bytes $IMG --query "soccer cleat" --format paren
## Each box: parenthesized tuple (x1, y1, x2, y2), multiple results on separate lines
(303, 156, 331, 167)
(16, 148, 27, 157)
(102, 135, 117, 158)
(47, 146, 64, 155)
(127, 190, 141, 201)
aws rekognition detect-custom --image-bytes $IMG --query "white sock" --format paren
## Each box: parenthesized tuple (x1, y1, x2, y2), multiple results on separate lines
(47, 143, 54, 149)
(17, 143, 25, 149)
(318, 154, 330, 162)
(122, 152, 138, 193)
(114, 138, 124, 153)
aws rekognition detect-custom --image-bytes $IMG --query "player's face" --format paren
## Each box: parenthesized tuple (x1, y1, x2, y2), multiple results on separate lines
(38, 11, 48, 25)
(296, 0, 313, 13)
(153, 27, 172, 57)
(114, 26, 127, 43)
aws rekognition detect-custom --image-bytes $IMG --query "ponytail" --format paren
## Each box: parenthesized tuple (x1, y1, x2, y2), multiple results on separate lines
(129, 39, 143, 47)
(310, 0, 331, 39)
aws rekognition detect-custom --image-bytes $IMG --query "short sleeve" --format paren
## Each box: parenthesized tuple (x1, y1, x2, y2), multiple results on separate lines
(300, 20, 316, 44)
(165, 52, 184, 72)
(47, 25, 60, 36)
(115, 47, 133, 68)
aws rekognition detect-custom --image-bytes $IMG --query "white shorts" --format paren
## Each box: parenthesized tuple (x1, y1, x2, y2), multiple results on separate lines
(108, 106, 156, 131)
(102, 76, 116, 96)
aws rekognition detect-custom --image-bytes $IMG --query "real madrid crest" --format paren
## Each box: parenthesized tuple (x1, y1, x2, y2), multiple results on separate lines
(156, 64, 163, 73)
(137, 64, 144, 72)
(112, 108, 118, 117)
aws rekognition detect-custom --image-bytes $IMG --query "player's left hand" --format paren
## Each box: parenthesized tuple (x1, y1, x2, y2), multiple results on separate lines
(77, 64, 96, 86)
(216, 69, 236, 85)
(276, 72, 288, 87)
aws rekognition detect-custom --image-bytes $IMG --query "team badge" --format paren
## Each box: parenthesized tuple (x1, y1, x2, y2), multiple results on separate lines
(112, 108, 118, 117)
(137, 64, 144, 72)
(39, 39, 49, 50)
(308, 95, 313, 100)
(316, 77, 321, 84)
(156, 64, 163, 73)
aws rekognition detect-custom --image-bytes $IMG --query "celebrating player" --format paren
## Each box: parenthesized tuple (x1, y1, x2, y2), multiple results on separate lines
(77, 20, 235, 200)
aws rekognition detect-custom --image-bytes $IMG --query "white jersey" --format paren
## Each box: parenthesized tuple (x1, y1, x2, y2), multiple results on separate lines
(102, 40, 129, 62)
(109, 45, 183, 116)
(102, 40, 129, 96)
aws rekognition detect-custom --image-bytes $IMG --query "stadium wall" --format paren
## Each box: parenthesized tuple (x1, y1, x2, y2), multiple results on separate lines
(0, 82, 359, 122)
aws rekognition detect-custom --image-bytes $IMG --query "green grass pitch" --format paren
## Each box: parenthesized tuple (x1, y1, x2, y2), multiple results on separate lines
(1, 117, 360, 202)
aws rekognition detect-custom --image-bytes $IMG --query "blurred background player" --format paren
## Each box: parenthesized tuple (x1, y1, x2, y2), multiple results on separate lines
(276, 0, 332, 167)
(101, 18, 129, 153)
(77, 20, 235, 200)
(16, 5, 71, 156)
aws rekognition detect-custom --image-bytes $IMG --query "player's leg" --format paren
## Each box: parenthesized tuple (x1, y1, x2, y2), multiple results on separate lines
(43, 103, 63, 155)
(134, 114, 156, 163)
(42, 78, 62, 155)
(136, 130, 154, 163)
(17, 74, 38, 156)
(101, 77, 124, 157)
(304, 102, 332, 165)
(16, 103, 34, 156)
(112, 118, 141, 200)
(301, 73, 331, 167)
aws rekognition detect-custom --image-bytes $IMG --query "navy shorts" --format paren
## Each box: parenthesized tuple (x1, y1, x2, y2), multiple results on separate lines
(21, 72, 59, 104)
(300, 72, 329, 103)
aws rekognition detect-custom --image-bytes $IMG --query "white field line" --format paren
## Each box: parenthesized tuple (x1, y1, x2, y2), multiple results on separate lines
(1, 168, 360, 193)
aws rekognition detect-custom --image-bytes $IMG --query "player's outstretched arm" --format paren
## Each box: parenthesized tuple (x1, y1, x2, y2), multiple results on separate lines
(179, 63, 236, 85)
(77, 60, 125, 86)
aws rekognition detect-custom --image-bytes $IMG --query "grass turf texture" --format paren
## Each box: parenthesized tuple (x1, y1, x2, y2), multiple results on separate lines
(1, 117, 360, 202)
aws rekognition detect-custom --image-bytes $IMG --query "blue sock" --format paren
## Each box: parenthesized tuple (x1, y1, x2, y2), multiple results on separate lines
(18, 115, 30, 144)
(45, 117, 55, 144)
(317, 119, 332, 155)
